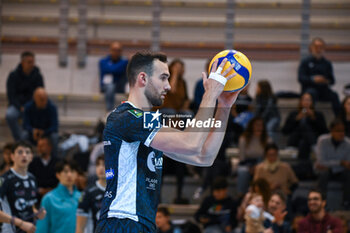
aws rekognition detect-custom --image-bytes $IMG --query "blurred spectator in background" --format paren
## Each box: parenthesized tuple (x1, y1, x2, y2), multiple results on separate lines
(237, 117, 271, 196)
(254, 143, 298, 196)
(6, 51, 44, 141)
(298, 189, 342, 233)
(254, 80, 280, 142)
(0, 143, 13, 175)
(76, 155, 106, 233)
(23, 87, 59, 157)
(338, 96, 350, 137)
(237, 178, 271, 222)
(36, 159, 80, 233)
(28, 137, 59, 201)
(156, 206, 182, 233)
(282, 93, 328, 160)
(0, 141, 46, 233)
(191, 59, 209, 114)
(195, 177, 238, 233)
(298, 37, 341, 115)
(314, 120, 350, 209)
(99, 41, 128, 111)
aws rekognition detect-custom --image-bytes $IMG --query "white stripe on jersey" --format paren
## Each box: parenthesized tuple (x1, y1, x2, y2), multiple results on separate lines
(107, 140, 139, 222)
(1, 196, 15, 233)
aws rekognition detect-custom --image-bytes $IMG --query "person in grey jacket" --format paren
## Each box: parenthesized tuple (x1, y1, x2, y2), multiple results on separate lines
(315, 119, 350, 209)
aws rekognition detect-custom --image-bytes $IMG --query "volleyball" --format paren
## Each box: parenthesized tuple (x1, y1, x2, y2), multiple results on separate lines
(208, 50, 252, 92)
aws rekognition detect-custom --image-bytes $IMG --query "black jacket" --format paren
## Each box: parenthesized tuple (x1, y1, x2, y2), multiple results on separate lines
(6, 64, 44, 109)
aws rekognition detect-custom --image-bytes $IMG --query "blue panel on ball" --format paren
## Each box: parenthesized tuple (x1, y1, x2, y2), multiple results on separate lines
(216, 50, 250, 83)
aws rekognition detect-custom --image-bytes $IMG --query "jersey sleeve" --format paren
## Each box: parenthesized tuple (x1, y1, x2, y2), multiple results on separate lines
(106, 109, 161, 147)
(76, 190, 90, 217)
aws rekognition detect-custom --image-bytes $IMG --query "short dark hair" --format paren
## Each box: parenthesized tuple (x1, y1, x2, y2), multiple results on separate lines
(329, 119, 344, 131)
(55, 159, 79, 173)
(12, 141, 33, 153)
(21, 51, 34, 60)
(264, 143, 279, 155)
(157, 206, 170, 217)
(308, 188, 327, 201)
(38, 136, 52, 146)
(271, 190, 287, 204)
(96, 154, 105, 165)
(212, 177, 228, 190)
(3, 143, 14, 152)
(127, 51, 167, 87)
(311, 37, 326, 46)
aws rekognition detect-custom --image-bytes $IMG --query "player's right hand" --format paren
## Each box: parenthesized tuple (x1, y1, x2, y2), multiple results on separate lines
(20, 221, 36, 233)
(202, 58, 236, 100)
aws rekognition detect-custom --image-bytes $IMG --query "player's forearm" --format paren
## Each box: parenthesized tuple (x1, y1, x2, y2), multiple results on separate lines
(75, 216, 87, 233)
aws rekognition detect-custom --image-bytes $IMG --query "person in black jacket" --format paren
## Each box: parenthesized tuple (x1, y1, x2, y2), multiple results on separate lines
(282, 93, 328, 159)
(298, 37, 340, 115)
(195, 177, 238, 233)
(6, 51, 44, 141)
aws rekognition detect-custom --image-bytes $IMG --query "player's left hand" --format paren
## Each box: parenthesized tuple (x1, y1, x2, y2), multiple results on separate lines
(218, 90, 241, 108)
(36, 208, 46, 220)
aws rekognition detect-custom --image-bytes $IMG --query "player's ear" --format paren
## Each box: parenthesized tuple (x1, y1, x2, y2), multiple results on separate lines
(136, 72, 147, 87)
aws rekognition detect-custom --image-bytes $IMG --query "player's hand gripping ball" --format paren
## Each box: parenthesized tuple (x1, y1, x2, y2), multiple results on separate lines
(209, 50, 252, 92)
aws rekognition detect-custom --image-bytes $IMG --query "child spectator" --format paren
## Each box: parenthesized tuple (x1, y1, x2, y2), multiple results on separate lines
(36, 159, 80, 233)
(195, 177, 238, 233)
(156, 206, 182, 233)
(0, 143, 13, 176)
(0, 141, 46, 233)
(76, 155, 106, 233)
(339, 96, 350, 137)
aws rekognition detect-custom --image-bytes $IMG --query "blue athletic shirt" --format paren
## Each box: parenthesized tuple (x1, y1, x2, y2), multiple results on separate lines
(99, 101, 163, 231)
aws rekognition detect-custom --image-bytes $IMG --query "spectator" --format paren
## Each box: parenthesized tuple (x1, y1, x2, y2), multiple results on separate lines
(298, 37, 341, 115)
(264, 191, 291, 233)
(244, 193, 275, 233)
(191, 59, 209, 114)
(156, 206, 182, 233)
(0, 141, 46, 233)
(254, 80, 280, 142)
(237, 117, 271, 195)
(36, 159, 81, 233)
(338, 96, 350, 137)
(237, 178, 271, 222)
(0, 143, 13, 176)
(194, 177, 238, 233)
(254, 143, 298, 196)
(28, 137, 59, 201)
(99, 41, 128, 111)
(282, 93, 328, 159)
(76, 155, 106, 233)
(6, 51, 44, 141)
(23, 87, 59, 156)
(314, 120, 350, 209)
(298, 189, 343, 233)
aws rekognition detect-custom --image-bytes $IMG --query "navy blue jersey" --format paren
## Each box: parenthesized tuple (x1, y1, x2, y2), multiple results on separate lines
(77, 181, 105, 231)
(99, 102, 163, 231)
(0, 169, 38, 233)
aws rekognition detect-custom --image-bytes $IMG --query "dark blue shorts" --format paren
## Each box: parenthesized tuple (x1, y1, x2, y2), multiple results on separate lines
(95, 218, 154, 233)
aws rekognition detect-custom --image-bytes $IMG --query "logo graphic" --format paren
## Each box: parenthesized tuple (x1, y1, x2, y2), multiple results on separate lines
(143, 110, 162, 129)
(147, 152, 163, 172)
(128, 109, 143, 118)
(105, 168, 115, 180)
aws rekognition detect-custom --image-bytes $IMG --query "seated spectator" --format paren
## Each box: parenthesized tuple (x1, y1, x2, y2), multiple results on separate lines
(298, 189, 343, 233)
(237, 117, 271, 195)
(298, 37, 340, 115)
(6, 51, 44, 141)
(237, 178, 271, 222)
(28, 137, 59, 201)
(338, 96, 350, 137)
(99, 41, 128, 111)
(244, 193, 275, 233)
(282, 93, 328, 159)
(156, 206, 182, 233)
(0, 143, 13, 175)
(254, 80, 280, 142)
(36, 159, 81, 233)
(76, 155, 106, 233)
(194, 177, 238, 233)
(314, 120, 350, 209)
(254, 143, 298, 196)
(23, 87, 59, 156)
(190, 60, 209, 114)
(264, 191, 291, 233)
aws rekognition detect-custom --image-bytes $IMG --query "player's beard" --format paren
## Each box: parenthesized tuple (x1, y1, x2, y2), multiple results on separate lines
(145, 80, 163, 107)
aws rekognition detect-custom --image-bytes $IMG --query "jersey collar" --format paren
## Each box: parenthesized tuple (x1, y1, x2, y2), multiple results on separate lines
(122, 101, 137, 109)
(10, 168, 28, 179)
(96, 180, 106, 191)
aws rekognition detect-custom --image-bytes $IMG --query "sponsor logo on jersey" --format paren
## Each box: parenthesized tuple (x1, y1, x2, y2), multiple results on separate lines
(103, 140, 111, 146)
(147, 152, 163, 172)
(105, 168, 115, 180)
